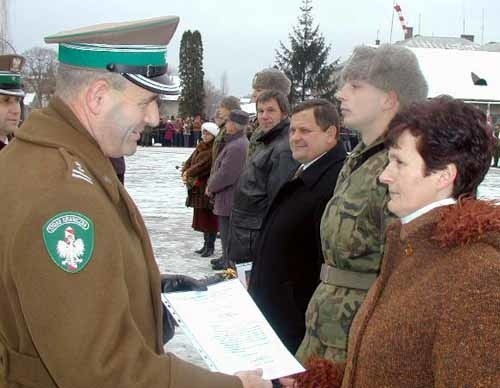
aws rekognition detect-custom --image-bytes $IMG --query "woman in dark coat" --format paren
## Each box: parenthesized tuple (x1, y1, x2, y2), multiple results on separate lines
(182, 122, 220, 257)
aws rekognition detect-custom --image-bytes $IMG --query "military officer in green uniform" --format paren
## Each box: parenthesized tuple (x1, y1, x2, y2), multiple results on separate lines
(0, 54, 25, 151)
(296, 44, 428, 363)
(247, 68, 291, 159)
(0, 16, 269, 388)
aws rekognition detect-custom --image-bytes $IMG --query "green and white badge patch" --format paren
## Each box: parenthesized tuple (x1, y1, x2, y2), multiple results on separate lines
(42, 212, 95, 273)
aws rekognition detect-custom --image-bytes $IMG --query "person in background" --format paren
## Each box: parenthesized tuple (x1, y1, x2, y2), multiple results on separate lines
(211, 96, 241, 164)
(282, 96, 499, 388)
(249, 99, 346, 353)
(247, 68, 292, 158)
(218, 90, 298, 270)
(207, 110, 250, 269)
(0, 54, 25, 151)
(182, 122, 220, 258)
(192, 114, 202, 145)
(207, 96, 242, 263)
(493, 123, 499, 167)
(183, 116, 193, 147)
(174, 115, 184, 147)
(163, 117, 175, 147)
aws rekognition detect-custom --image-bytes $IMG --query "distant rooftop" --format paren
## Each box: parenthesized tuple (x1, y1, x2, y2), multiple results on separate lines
(396, 33, 500, 52)
(481, 42, 500, 52)
(407, 47, 500, 102)
(397, 35, 481, 50)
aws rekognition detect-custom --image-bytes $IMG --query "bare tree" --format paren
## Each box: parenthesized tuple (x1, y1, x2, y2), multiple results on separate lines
(22, 47, 58, 108)
(220, 71, 229, 95)
(0, 0, 11, 54)
(204, 79, 224, 120)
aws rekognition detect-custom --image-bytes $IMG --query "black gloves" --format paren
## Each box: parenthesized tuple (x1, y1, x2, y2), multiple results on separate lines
(160, 273, 208, 344)
(160, 274, 208, 293)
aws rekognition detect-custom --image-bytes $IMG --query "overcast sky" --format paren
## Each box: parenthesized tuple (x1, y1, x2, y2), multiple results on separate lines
(9, 0, 500, 96)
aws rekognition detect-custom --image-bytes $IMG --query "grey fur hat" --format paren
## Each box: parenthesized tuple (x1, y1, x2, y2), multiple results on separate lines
(341, 44, 428, 108)
(252, 68, 291, 96)
(219, 95, 241, 111)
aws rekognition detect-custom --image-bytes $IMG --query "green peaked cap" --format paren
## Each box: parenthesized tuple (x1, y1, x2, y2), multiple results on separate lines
(0, 54, 25, 97)
(44, 16, 180, 94)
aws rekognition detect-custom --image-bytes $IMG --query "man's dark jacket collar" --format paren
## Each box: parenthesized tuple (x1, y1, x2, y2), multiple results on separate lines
(299, 142, 347, 188)
(256, 118, 290, 145)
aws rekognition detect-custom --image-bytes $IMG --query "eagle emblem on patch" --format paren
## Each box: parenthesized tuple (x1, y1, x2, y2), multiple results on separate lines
(42, 212, 95, 273)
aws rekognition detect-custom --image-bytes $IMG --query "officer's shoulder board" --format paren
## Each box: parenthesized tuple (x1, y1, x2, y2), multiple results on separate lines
(58, 148, 94, 185)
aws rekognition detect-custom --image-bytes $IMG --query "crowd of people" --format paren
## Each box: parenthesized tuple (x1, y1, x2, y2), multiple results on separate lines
(0, 14, 499, 388)
(140, 114, 206, 147)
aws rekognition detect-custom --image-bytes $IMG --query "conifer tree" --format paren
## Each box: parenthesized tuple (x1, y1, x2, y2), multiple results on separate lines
(179, 30, 205, 117)
(275, 0, 338, 104)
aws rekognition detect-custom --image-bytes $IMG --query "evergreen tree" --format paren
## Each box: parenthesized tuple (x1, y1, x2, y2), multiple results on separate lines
(179, 30, 205, 117)
(275, 0, 338, 104)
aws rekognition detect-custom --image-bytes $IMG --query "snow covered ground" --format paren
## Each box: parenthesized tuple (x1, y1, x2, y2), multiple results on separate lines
(125, 146, 500, 368)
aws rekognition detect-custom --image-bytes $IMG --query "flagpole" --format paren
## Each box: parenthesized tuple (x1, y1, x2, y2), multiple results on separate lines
(389, 0, 396, 43)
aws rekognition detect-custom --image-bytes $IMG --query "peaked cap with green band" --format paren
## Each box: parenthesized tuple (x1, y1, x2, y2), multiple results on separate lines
(0, 54, 25, 97)
(44, 16, 180, 94)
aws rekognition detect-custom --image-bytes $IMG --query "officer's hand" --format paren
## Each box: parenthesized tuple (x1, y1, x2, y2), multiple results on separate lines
(160, 274, 208, 293)
(235, 369, 272, 388)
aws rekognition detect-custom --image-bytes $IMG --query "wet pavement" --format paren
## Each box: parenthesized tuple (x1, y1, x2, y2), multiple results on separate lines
(126, 146, 500, 368)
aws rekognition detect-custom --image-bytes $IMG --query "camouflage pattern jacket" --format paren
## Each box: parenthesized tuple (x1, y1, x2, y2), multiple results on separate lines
(296, 137, 396, 363)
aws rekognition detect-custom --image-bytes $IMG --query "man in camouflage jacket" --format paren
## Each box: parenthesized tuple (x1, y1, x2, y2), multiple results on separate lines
(296, 44, 429, 363)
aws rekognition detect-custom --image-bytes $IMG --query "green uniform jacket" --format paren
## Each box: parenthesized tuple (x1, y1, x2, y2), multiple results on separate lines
(0, 98, 241, 388)
(296, 138, 396, 363)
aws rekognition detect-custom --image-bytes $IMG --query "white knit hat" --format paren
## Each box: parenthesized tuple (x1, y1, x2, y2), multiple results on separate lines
(201, 122, 220, 137)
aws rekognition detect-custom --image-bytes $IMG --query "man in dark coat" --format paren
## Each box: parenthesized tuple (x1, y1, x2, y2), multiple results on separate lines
(248, 99, 346, 354)
(215, 91, 299, 269)
(247, 68, 291, 158)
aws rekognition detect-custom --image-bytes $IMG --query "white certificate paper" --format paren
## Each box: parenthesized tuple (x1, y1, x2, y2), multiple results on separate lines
(162, 279, 305, 380)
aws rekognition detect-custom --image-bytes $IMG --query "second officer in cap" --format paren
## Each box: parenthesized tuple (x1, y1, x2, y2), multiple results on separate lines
(0, 54, 25, 150)
(0, 16, 270, 388)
